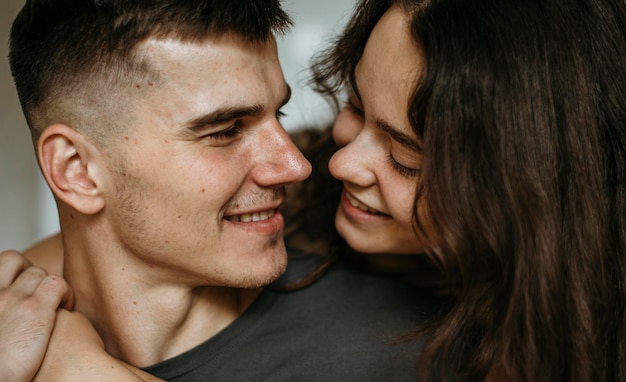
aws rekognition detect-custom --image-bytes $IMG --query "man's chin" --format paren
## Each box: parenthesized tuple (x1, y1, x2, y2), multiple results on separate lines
(237, 253, 288, 288)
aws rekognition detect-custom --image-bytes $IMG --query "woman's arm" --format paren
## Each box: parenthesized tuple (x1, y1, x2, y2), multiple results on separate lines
(2, 246, 162, 381)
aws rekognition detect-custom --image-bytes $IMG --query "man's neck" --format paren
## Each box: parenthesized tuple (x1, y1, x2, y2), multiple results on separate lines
(62, 233, 262, 368)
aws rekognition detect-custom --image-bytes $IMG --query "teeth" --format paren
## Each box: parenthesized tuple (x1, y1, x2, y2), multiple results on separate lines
(345, 193, 383, 215)
(226, 209, 275, 222)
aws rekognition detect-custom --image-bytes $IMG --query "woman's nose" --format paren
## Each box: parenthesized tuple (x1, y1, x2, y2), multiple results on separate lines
(328, 126, 377, 187)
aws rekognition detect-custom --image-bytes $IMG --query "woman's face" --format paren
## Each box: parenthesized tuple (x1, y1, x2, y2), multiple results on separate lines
(329, 6, 430, 255)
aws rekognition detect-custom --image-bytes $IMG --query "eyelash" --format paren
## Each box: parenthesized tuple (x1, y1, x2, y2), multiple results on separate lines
(387, 153, 420, 177)
(206, 122, 243, 140)
(345, 98, 419, 178)
(345, 100, 364, 118)
(205, 110, 287, 141)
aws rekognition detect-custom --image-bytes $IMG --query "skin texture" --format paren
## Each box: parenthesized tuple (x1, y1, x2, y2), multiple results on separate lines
(23, 235, 63, 276)
(33, 309, 160, 382)
(33, 33, 310, 370)
(330, 7, 432, 255)
(81, 36, 307, 289)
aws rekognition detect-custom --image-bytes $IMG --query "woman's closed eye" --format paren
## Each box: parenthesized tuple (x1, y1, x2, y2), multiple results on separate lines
(387, 152, 420, 178)
(345, 99, 364, 118)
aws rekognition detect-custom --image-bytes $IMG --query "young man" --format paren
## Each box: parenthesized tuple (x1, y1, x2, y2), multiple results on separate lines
(3, 1, 431, 380)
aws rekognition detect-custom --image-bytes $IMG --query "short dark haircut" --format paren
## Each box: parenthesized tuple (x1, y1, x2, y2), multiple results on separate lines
(9, 0, 292, 144)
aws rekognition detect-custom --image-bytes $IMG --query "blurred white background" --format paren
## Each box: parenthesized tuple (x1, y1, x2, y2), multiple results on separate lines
(0, 0, 355, 250)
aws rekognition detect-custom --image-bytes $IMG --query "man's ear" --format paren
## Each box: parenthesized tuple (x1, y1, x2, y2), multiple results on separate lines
(38, 124, 106, 215)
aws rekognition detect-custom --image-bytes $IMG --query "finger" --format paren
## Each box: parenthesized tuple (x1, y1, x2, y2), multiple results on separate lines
(0, 250, 32, 288)
(10, 266, 50, 296)
(35, 274, 74, 311)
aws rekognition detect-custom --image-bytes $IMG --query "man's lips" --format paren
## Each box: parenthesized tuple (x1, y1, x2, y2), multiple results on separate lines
(225, 208, 277, 222)
(223, 205, 285, 236)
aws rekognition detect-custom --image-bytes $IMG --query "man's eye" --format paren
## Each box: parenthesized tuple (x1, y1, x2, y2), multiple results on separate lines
(205, 122, 243, 140)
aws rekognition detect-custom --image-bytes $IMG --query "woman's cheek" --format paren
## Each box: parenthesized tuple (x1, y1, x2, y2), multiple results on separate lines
(332, 108, 362, 148)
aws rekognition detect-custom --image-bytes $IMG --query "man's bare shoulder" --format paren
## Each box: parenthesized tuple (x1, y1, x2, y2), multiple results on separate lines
(23, 233, 64, 276)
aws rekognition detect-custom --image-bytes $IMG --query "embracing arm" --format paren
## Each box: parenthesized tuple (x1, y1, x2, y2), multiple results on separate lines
(7, 239, 163, 382)
(0, 250, 72, 382)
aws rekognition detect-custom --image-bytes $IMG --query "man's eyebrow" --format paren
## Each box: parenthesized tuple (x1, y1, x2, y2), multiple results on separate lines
(376, 118, 421, 153)
(185, 85, 292, 132)
(185, 105, 263, 132)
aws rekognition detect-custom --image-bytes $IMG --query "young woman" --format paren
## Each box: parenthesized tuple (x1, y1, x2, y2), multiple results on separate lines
(291, 0, 626, 380)
(5, 0, 626, 380)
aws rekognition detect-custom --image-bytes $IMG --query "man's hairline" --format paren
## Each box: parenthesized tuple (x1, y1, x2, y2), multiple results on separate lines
(32, 29, 283, 152)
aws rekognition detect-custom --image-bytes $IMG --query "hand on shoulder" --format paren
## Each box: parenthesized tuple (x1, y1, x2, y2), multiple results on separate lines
(0, 249, 72, 382)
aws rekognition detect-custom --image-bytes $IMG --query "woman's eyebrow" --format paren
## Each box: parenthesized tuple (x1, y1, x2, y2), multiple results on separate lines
(351, 70, 420, 152)
(376, 118, 421, 152)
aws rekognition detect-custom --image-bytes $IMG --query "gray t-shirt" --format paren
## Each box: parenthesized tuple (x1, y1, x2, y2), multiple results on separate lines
(143, 254, 433, 381)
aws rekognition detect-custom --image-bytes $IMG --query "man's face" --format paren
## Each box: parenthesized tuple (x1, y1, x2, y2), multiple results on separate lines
(102, 35, 311, 288)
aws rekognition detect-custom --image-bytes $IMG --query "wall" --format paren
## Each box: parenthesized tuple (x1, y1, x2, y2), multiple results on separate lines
(0, 0, 355, 250)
